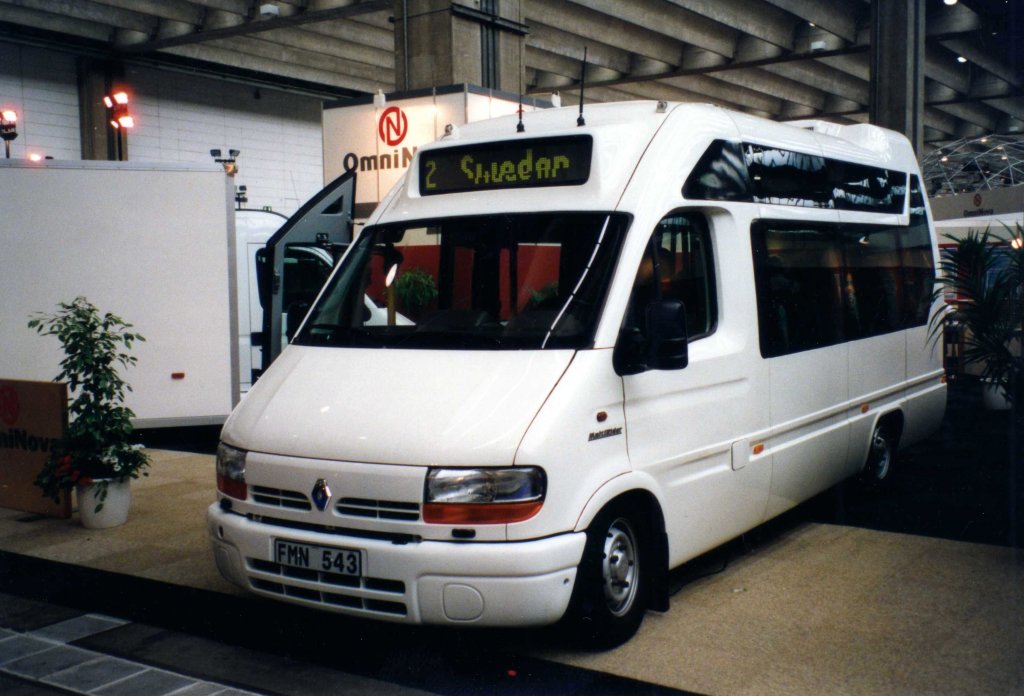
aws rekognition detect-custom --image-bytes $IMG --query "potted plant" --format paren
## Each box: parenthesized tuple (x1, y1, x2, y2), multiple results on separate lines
(931, 224, 1024, 410)
(29, 297, 150, 528)
(394, 267, 438, 319)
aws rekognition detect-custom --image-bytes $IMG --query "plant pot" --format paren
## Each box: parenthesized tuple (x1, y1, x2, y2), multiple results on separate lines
(981, 379, 1012, 411)
(76, 478, 132, 529)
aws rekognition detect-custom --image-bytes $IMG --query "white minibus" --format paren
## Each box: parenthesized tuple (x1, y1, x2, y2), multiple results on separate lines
(208, 101, 947, 646)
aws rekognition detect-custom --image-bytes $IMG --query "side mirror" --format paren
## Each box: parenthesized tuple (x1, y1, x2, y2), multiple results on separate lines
(613, 300, 688, 375)
(646, 299, 689, 370)
(255, 247, 271, 310)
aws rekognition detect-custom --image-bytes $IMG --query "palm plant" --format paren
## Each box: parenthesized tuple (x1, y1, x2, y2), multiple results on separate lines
(931, 224, 1024, 407)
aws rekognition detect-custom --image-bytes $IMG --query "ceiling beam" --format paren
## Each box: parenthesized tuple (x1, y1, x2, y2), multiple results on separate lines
(203, 33, 392, 82)
(525, 43, 869, 99)
(14, 0, 155, 34)
(526, 23, 633, 74)
(525, 0, 689, 65)
(89, 0, 205, 26)
(0, 5, 111, 41)
(161, 40, 385, 93)
(761, 0, 863, 44)
(663, 0, 799, 50)
(712, 66, 827, 110)
(226, 25, 393, 69)
(119, 0, 389, 52)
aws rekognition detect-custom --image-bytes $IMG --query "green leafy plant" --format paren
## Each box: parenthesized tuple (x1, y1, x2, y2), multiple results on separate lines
(526, 283, 560, 310)
(930, 224, 1024, 406)
(28, 297, 150, 512)
(394, 268, 438, 316)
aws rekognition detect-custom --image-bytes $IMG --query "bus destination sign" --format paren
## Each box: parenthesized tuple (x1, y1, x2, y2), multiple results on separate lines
(419, 136, 593, 196)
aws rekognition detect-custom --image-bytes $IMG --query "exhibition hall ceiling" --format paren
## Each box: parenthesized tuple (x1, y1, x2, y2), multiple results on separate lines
(0, 0, 1020, 149)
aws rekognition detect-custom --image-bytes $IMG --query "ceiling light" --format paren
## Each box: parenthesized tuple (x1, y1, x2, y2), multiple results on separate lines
(957, 56, 967, 63)
(943, 0, 958, 5)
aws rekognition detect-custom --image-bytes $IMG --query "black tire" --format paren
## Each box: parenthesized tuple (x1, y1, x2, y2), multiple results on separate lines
(565, 503, 649, 649)
(862, 421, 897, 485)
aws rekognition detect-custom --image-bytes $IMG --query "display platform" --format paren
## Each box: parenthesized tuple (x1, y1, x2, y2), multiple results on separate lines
(0, 448, 1020, 694)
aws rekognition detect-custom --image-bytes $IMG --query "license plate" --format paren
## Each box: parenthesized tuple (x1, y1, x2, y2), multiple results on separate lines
(273, 539, 362, 577)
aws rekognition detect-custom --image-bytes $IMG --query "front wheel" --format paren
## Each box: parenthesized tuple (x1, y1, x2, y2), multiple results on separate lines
(565, 504, 649, 648)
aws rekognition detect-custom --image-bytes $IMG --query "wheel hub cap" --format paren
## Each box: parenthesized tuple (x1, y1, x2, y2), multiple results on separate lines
(601, 518, 639, 617)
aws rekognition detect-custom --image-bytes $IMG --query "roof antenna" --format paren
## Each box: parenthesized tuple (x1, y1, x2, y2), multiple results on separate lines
(577, 46, 587, 127)
(516, 74, 525, 133)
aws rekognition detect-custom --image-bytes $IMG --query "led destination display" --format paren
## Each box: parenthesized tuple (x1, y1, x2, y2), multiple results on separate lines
(419, 135, 592, 195)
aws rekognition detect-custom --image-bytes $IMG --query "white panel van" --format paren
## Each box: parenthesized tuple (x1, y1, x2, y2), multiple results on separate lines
(208, 102, 947, 646)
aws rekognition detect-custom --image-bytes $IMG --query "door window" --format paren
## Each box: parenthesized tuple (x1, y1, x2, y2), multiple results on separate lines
(625, 213, 717, 341)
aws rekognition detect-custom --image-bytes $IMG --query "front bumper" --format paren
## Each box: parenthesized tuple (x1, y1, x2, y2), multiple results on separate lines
(208, 503, 586, 626)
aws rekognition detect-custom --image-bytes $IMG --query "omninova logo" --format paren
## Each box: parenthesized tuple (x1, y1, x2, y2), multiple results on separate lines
(378, 106, 408, 147)
(0, 385, 57, 453)
(0, 385, 19, 426)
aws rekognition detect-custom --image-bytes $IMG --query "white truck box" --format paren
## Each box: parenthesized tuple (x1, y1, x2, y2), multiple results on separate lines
(0, 159, 238, 427)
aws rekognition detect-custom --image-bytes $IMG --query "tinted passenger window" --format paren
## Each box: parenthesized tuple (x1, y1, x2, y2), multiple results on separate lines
(753, 215, 937, 358)
(683, 140, 909, 216)
(902, 175, 936, 326)
(753, 224, 845, 356)
(829, 162, 906, 213)
(842, 225, 902, 337)
(744, 144, 832, 208)
(682, 140, 750, 202)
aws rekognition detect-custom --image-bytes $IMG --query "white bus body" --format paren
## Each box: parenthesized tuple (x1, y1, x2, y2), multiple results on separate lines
(208, 102, 946, 646)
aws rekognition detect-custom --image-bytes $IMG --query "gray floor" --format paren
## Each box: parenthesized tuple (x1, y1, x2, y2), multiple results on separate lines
(0, 612, 260, 696)
(0, 447, 1022, 694)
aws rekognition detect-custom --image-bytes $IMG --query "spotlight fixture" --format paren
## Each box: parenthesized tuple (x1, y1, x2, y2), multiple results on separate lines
(104, 91, 134, 160)
(1, 109, 18, 159)
(211, 148, 241, 176)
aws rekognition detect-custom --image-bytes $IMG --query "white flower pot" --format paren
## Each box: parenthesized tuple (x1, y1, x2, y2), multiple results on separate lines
(76, 478, 132, 529)
(981, 379, 1012, 411)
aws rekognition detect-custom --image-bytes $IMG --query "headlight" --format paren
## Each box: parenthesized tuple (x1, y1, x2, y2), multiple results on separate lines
(423, 467, 545, 524)
(216, 443, 247, 500)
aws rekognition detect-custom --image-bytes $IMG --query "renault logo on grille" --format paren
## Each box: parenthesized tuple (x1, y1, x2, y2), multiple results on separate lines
(311, 479, 332, 511)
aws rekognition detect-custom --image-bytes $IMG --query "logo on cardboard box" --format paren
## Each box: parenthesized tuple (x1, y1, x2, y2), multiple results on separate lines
(0, 379, 70, 517)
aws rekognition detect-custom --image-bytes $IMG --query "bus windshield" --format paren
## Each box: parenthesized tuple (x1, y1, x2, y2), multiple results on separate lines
(294, 212, 629, 350)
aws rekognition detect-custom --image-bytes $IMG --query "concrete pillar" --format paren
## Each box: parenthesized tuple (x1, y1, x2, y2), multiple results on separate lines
(394, 0, 525, 92)
(870, 0, 925, 154)
(77, 59, 128, 161)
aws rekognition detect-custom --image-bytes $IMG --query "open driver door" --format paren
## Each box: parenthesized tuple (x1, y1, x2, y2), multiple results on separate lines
(257, 170, 356, 373)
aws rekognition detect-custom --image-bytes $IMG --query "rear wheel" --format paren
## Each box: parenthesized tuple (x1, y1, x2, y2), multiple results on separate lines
(863, 422, 897, 485)
(566, 503, 649, 648)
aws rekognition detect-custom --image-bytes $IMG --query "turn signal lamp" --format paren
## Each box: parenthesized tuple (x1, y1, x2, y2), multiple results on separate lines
(423, 467, 545, 524)
(216, 443, 248, 500)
